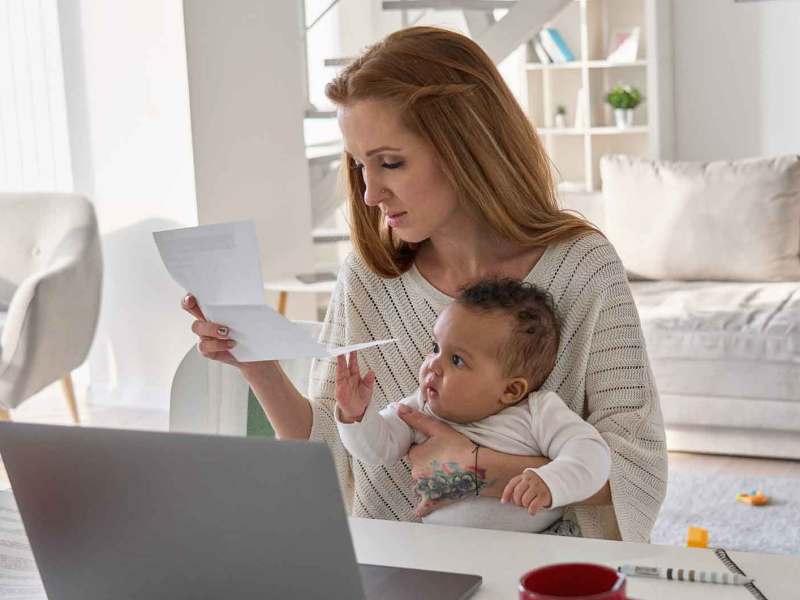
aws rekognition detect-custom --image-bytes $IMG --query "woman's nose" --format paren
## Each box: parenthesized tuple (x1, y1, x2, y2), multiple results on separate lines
(362, 169, 385, 207)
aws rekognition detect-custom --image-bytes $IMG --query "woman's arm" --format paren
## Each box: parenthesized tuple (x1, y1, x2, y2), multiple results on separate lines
(399, 405, 613, 516)
(182, 293, 313, 439)
(243, 362, 312, 440)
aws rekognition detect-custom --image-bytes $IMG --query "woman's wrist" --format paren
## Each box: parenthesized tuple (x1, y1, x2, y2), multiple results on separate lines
(476, 448, 550, 498)
(242, 360, 313, 440)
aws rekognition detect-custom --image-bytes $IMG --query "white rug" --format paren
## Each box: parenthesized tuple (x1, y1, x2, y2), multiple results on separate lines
(651, 471, 800, 556)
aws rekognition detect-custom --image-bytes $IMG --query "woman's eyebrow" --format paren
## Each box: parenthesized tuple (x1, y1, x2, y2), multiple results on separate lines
(366, 146, 401, 157)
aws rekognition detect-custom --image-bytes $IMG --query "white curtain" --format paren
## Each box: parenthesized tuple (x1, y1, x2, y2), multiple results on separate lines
(0, 0, 71, 191)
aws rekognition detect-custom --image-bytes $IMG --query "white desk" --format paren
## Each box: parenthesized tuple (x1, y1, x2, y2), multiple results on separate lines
(349, 518, 798, 600)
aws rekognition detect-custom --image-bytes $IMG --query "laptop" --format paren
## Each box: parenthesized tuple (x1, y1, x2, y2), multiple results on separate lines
(0, 422, 481, 600)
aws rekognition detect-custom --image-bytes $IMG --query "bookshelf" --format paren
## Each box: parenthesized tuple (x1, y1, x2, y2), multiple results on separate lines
(520, 0, 673, 192)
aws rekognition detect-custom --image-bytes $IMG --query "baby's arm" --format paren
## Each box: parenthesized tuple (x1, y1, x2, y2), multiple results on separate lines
(504, 392, 611, 512)
(334, 353, 432, 465)
(336, 381, 426, 466)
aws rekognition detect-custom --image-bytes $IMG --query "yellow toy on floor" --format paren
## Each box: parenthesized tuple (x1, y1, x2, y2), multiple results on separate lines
(736, 490, 770, 506)
(687, 525, 709, 548)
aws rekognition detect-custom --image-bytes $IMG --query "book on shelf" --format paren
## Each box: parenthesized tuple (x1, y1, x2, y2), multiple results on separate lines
(532, 34, 553, 64)
(539, 28, 575, 63)
(607, 27, 640, 63)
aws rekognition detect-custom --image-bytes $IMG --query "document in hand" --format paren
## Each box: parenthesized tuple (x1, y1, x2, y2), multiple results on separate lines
(153, 221, 395, 361)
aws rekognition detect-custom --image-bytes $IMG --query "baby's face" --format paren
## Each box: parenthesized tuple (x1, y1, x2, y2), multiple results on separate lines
(419, 304, 522, 423)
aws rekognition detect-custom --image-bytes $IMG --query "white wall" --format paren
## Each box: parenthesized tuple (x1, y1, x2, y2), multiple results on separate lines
(182, 0, 315, 295)
(672, 0, 800, 161)
(59, 0, 197, 410)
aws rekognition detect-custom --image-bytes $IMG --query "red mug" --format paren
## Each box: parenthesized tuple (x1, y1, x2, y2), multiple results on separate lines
(519, 563, 629, 599)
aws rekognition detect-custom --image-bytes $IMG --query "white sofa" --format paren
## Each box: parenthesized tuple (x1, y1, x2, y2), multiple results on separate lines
(566, 155, 800, 460)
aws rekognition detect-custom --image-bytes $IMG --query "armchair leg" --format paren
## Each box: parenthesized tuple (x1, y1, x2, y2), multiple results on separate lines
(61, 374, 80, 425)
(0, 409, 10, 421)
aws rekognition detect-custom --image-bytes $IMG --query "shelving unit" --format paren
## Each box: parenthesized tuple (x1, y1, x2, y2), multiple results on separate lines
(520, 0, 672, 192)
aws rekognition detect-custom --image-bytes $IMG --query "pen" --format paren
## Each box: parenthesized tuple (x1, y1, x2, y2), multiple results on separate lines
(618, 564, 753, 586)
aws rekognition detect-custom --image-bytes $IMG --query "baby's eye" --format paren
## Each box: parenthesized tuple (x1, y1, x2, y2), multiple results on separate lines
(432, 342, 440, 354)
(451, 354, 465, 368)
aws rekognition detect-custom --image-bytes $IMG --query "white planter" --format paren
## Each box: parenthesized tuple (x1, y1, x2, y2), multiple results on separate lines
(614, 108, 634, 128)
(554, 113, 567, 129)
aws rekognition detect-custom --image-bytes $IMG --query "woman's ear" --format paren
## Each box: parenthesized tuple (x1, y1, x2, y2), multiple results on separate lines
(500, 377, 529, 407)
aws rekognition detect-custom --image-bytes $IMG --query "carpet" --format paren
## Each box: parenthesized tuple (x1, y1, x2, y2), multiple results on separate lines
(651, 471, 800, 556)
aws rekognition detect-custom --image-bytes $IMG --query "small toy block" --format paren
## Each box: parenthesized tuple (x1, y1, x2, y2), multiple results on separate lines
(687, 526, 709, 548)
(736, 490, 769, 506)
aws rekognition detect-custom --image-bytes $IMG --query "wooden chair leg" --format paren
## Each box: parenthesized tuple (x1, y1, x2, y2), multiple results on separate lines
(61, 373, 80, 425)
(0, 408, 11, 422)
(277, 290, 288, 316)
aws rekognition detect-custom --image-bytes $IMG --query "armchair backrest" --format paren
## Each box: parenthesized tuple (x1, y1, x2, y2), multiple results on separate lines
(0, 193, 98, 289)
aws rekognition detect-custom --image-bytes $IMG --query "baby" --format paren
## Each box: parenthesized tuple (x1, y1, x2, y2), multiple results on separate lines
(335, 278, 610, 533)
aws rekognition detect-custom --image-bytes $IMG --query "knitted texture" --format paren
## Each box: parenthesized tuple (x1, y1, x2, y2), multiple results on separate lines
(308, 233, 667, 542)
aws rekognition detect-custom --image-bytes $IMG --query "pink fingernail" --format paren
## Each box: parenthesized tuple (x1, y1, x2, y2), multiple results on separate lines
(218, 326, 229, 336)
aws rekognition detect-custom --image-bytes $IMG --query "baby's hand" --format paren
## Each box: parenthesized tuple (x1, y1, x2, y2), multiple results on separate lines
(501, 469, 552, 515)
(335, 351, 375, 423)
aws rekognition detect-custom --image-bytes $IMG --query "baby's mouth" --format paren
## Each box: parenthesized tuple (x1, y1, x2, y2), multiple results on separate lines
(425, 383, 439, 400)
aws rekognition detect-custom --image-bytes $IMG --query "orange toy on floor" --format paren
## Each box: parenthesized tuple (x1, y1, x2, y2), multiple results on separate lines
(736, 490, 770, 506)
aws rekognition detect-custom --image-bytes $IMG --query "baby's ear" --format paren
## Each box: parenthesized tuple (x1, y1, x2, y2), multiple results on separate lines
(500, 378, 529, 407)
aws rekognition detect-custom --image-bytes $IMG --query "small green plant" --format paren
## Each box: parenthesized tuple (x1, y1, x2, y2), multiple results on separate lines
(556, 105, 567, 116)
(605, 84, 642, 109)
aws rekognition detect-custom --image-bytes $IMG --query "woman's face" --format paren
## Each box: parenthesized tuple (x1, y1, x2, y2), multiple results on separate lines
(338, 99, 462, 244)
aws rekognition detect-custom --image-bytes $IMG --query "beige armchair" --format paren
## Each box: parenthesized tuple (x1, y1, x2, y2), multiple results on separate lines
(0, 193, 102, 422)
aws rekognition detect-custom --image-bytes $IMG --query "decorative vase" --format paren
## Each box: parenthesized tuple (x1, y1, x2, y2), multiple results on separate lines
(554, 113, 567, 129)
(614, 108, 634, 129)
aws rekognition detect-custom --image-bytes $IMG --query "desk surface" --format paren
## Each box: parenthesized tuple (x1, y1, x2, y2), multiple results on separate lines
(349, 517, 799, 600)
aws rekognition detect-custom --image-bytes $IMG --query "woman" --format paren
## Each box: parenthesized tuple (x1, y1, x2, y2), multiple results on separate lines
(183, 27, 667, 542)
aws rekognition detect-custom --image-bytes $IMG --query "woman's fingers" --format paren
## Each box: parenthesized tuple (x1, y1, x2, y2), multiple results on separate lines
(191, 319, 232, 339)
(197, 336, 236, 356)
(397, 405, 452, 436)
(181, 294, 206, 321)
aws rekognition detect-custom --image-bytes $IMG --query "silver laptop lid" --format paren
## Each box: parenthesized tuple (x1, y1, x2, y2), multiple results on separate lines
(0, 422, 366, 600)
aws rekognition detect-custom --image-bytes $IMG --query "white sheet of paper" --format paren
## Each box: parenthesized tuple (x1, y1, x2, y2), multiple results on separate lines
(205, 304, 396, 361)
(153, 221, 264, 306)
(154, 221, 396, 361)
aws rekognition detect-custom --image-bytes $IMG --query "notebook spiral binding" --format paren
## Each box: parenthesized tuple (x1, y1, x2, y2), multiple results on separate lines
(714, 548, 768, 600)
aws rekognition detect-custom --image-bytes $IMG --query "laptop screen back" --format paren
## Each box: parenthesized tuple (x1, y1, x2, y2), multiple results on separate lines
(0, 423, 366, 600)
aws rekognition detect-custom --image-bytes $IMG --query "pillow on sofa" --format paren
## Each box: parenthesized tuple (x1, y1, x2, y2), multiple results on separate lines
(601, 154, 800, 281)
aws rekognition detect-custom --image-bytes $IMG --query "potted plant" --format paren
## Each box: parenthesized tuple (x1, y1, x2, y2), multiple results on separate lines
(605, 84, 642, 129)
(554, 105, 567, 129)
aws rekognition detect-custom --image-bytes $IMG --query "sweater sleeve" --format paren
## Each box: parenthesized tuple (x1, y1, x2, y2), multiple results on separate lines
(307, 266, 356, 507)
(573, 258, 668, 543)
(527, 392, 611, 509)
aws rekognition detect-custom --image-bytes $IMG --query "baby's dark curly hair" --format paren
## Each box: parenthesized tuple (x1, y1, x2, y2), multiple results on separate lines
(456, 278, 560, 392)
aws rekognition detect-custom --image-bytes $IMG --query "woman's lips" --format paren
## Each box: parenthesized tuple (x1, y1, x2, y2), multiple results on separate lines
(386, 211, 407, 227)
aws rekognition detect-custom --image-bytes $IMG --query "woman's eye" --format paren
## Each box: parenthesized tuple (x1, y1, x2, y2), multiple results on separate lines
(432, 342, 439, 353)
(350, 161, 364, 171)
(382, 161, 404, 170)
(451, 354, 465, 368)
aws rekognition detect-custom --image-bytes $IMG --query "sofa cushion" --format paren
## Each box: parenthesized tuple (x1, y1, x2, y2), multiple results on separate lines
(631, 281, 800, 405)
(601, 154, 800, 281)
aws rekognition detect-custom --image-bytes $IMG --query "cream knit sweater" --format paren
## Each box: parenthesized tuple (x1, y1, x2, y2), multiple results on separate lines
(308, 233, 667, 542)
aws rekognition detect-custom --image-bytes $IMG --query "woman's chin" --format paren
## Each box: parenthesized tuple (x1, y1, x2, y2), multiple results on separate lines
(390, 227, 428, 245)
